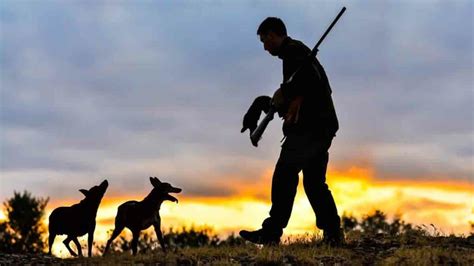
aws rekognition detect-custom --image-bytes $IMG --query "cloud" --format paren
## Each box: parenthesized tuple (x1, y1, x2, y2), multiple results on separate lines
(1, 1, 473, 204)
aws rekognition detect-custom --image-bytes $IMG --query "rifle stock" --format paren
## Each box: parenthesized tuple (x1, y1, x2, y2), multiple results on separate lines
(250, 108, 276, 147)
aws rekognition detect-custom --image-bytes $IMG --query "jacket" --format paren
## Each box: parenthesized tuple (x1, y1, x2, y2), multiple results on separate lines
(277, 36, 339, 138)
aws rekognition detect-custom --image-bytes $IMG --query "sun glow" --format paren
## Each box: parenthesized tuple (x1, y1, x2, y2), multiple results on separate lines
(0, 210, 6, 222)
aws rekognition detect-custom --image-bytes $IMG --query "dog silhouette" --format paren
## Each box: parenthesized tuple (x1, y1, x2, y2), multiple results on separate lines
(48, 180, 108, 257)
(103, 177, 181, 255)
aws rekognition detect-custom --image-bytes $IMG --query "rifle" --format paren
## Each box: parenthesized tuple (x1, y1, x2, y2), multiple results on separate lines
(250, 7, 347, 147)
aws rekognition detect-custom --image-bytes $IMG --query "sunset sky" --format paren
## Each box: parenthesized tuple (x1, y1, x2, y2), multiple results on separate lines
(0, 0, 473, 257)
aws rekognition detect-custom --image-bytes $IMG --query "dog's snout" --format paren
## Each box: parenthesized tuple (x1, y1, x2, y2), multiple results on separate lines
(173, 188, 182, 193)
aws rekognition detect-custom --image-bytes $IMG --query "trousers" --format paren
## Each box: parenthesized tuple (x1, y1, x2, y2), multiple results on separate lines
(261, 132, 341, 236)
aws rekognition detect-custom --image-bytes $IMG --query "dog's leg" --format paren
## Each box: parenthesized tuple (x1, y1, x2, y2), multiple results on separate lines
(153, 221, 167, 252)
(131, 230, 140, 256)
(63, 236, 78, 257)
(48, 233, 56, 255)
(103, 226, 124, 256)
(87, 227, 95, 257)
(72, 238, 83, 257)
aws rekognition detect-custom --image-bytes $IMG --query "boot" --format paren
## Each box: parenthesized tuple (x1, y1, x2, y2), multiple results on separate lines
(239, 229, 280, 245)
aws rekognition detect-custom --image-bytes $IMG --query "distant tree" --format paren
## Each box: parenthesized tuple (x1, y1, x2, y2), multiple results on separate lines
(360, 210, 390, 235)
(388, 214, 413, 236)
(0, 221, 15, 252)
(164, 226, 220, 248)
(341, 212, 359, 232)
(342, 210, 415, 237)
(0, 191, 49, 253)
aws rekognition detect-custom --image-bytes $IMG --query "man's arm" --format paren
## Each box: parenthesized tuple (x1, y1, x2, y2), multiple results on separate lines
(279, 43, 318, 124)
(284, 95, 303, 124)
(280, 43, 317, 99)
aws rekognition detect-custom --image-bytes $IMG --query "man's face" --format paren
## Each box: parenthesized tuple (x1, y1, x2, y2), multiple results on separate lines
(259, 32, 281, 56)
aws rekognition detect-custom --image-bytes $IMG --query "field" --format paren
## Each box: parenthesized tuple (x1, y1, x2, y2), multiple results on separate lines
(1, 232, 473, 265)
(1, 209, 472, 265)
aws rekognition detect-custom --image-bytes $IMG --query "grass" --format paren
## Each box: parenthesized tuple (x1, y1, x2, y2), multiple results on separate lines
(2, 211, 472, 265)
(61, 234, 473, 265)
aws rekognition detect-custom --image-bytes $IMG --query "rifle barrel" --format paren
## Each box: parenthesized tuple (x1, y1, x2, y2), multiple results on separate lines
(310, 7, 346, 58)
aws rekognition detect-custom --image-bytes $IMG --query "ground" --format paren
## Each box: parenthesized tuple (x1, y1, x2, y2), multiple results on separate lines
(1, 235, 473, 265)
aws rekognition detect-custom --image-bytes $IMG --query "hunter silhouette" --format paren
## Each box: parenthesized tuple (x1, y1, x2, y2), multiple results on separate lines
(240, 17, 344, 246)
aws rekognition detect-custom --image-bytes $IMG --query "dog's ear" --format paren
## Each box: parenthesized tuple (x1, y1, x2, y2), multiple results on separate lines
(100, 180, 108, 187)
(79, 189, 89, 197)
(154, 177, 162, 184)
(149, 177, 160, 187)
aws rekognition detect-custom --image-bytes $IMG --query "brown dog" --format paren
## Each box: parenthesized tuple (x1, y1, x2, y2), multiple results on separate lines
(103, 177, 181, 255)
(48, 180, 108, 257)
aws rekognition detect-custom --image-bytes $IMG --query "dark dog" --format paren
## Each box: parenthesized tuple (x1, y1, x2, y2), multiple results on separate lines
(103, 177, 181, 255)
(48, 180, 108, 257)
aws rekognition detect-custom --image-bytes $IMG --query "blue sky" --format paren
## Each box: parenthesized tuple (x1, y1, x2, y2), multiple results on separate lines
(1, 1, 472, 201)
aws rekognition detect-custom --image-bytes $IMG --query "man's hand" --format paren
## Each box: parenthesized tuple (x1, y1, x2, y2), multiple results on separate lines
(241, 96, 271, 135)
(284, 96, 303, 125)
(272, 88, 285, 111)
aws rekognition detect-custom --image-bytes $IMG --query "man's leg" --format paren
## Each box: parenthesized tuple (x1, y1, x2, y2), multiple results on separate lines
(302, 138, 343, 244)
(262, 158, 300, 233)
(240, 138, 301, 244)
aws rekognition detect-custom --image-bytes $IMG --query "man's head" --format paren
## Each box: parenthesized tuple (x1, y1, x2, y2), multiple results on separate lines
(257, 17, 287, 56)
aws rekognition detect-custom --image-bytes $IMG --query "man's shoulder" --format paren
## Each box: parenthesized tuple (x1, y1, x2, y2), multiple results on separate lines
(288, 38, 310, 50)
(280, 37, 311, 59)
